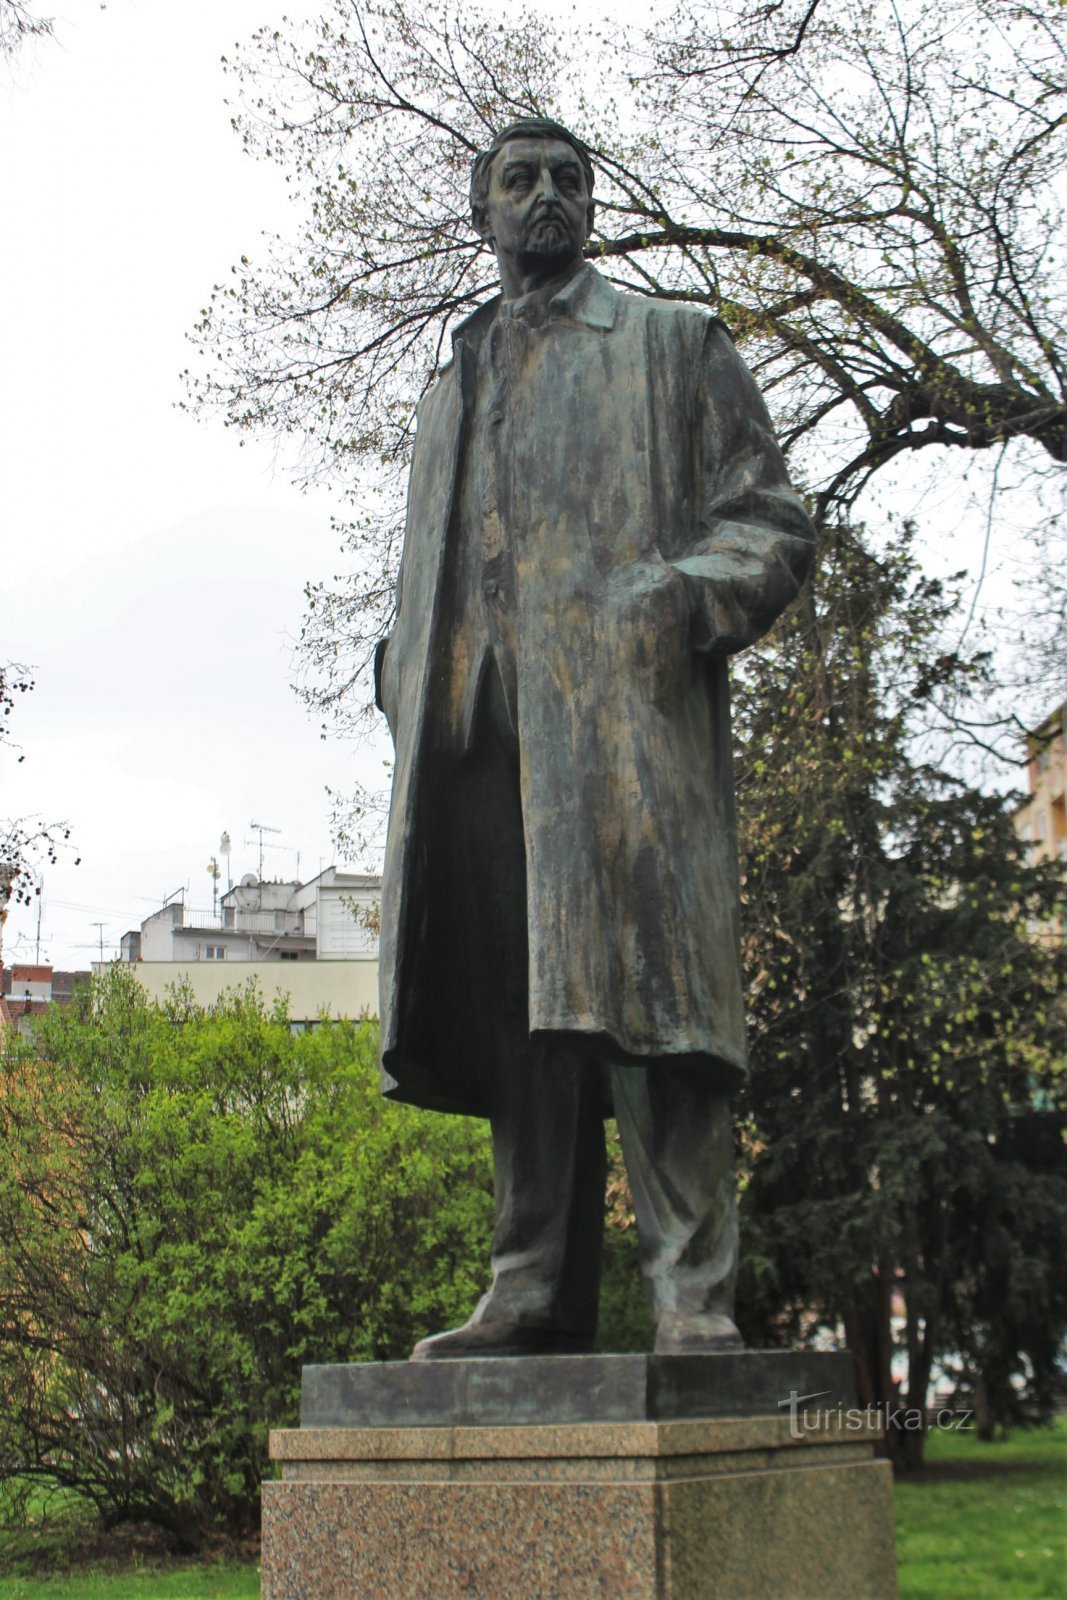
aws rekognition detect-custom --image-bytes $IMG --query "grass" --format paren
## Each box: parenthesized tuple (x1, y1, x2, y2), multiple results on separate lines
(896, 1416, 1067, 1600)
(0, 1483, 258, 1599)
(0, 1418, 1062, 1597)
(0, 1570, 259, 1599)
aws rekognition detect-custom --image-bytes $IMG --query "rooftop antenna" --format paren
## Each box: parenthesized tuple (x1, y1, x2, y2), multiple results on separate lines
(248, 821, 281, 883)
(91, 922, 106, 963)
(220, 831, 232, 892)
(206, 857, 221, 917)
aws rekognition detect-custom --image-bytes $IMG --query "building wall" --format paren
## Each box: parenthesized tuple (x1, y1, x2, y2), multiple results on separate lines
(139, 904, 185, 962)
(1016, 708, 1066, 868)
(169, 929, 260, 963)
(2, 964, 54, 1002)
(1014, 701, 1066, 943)
(137, 906, 316, 963)
(100, 959, 379, 1024)
(0, 965, 91, 1037)
(318, 885, 379, 959)
(132, 873, 380, 964)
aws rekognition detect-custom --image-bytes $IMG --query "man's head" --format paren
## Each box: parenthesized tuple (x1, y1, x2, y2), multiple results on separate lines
(470, 119, 595, 293)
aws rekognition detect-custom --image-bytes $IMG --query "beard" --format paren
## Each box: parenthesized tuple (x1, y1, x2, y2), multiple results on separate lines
(522, 213, 574, 258)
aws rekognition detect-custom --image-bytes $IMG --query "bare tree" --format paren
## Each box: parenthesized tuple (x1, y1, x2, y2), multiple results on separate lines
(185, 0, 1066, 733)
(0, 1, 52, 57)
(0, 666, 76, 949)
(0, 662, 33, 757)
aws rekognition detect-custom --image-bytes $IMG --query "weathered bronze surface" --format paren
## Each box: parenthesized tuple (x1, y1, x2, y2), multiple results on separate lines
(300, 1351, 858, 1428)
(374, 119, 815, 1357)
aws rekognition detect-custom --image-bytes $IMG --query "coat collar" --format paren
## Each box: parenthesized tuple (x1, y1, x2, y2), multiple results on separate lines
(450, 263, 618, 352)
(547, 263, 618, 330)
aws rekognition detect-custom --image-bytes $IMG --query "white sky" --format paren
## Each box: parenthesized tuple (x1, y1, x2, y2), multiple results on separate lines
(0, 0, 1053, 969)
(1, 0, 392, 967)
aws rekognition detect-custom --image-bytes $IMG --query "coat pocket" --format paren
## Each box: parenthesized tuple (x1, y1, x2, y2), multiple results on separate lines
(602, 555, 692, 711)
(374, 634, 399, 739)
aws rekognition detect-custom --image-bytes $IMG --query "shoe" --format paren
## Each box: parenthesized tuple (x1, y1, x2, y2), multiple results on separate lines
(410, 1319, 594, 1361)
(654, 1312, 744, 1355)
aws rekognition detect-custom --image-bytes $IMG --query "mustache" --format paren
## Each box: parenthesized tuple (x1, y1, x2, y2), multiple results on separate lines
(527, 207, 568, 231)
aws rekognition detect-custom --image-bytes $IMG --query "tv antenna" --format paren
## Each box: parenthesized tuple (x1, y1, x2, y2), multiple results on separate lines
(206, 857, 221, 917)
(248, 821, 282, 883)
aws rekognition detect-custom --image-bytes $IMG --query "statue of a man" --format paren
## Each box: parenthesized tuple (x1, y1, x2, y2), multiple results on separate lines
(373, 119, 815, 1359)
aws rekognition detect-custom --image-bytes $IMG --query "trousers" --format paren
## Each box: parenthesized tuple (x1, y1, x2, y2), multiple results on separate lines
(424, 663, 739, 1337)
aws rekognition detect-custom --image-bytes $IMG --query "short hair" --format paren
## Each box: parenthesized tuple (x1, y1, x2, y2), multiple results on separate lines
(470, 118, 595, 234)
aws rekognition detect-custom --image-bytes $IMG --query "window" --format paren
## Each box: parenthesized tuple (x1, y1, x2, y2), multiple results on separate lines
(205, 945, 226, 961)
(279, 951, 299, 962)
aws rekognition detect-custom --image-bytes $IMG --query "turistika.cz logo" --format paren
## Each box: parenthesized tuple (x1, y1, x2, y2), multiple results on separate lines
(778, 1388, 974, 1441)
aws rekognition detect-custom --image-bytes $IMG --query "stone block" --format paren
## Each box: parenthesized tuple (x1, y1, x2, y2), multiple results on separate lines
(262, 1364, 899, 1600)
(300, 1350, 858, 1429)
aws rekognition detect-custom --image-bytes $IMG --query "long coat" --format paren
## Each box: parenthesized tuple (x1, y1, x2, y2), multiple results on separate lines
(375, 266, 815, 1116)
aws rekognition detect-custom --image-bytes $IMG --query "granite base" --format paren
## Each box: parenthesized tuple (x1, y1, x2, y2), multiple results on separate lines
(261, 1355, 898, 1600)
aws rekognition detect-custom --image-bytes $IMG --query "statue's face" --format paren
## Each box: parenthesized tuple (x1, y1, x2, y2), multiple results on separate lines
(482, 135, 592, 274)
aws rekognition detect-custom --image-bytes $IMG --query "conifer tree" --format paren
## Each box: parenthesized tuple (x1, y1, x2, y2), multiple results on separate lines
(732, 525, 1067, 1468)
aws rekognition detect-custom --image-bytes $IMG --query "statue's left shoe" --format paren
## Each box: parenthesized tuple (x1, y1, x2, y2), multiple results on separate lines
(410, 1288, 596, 1360)
(410, 1319, 593, 1360)
(654, 1312, 744, 1354)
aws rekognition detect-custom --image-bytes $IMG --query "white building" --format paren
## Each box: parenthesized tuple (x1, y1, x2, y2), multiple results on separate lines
(113, 869, 381, 1027)
(122, 868, 380, 965)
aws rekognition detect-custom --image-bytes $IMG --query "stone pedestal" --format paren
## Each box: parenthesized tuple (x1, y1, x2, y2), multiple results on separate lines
(261, 1354, 899, 1599)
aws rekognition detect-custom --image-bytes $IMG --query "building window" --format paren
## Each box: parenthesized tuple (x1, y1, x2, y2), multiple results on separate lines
(205, 945, 226, 961)
(279, 951, 299, 962)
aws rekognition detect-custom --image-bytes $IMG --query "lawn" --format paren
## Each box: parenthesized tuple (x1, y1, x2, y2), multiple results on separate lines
(0, 1569, 259, 1599)
(0, 1483, 259, 1600)
(0, 1419, 1062, 1597)
(896, 1417, 1066, 1600)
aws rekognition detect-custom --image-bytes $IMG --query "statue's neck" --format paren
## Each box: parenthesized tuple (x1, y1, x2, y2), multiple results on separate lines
(495, 251, 585, 303)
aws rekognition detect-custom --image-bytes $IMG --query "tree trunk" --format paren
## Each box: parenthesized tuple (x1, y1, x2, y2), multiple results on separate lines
(843, 1265, 898, 1460)
(975, 1372, 994, 1442)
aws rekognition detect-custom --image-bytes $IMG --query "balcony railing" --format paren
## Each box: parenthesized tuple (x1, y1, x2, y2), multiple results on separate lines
(170, 907, 316, 938)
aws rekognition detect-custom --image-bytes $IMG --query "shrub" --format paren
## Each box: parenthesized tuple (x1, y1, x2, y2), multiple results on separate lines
(0, 970, 493, 1544)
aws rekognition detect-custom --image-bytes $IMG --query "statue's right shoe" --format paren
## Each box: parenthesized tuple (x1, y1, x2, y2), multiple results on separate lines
(410, 1319, 594, 1361)
(653, 1310, 744, 1355)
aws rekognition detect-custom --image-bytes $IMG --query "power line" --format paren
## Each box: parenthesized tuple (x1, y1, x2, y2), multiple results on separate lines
(40, 896, 135, 918)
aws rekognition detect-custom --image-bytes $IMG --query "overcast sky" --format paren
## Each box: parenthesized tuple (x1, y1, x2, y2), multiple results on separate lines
(1, 0, 1045, 970)
(1, 0, 393, 967)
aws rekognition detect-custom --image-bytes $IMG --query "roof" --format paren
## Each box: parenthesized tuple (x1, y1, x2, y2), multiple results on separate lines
(1, 965, 90, 1000)
(4, 997, 48, 1019)
(50, 970, 91, 999)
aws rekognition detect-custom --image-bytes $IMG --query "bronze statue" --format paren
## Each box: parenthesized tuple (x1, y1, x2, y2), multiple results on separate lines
(373, 119, 815, 1358)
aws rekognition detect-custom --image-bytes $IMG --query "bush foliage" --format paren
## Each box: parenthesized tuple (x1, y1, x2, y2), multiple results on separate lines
(0, 972, 493, 1544)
